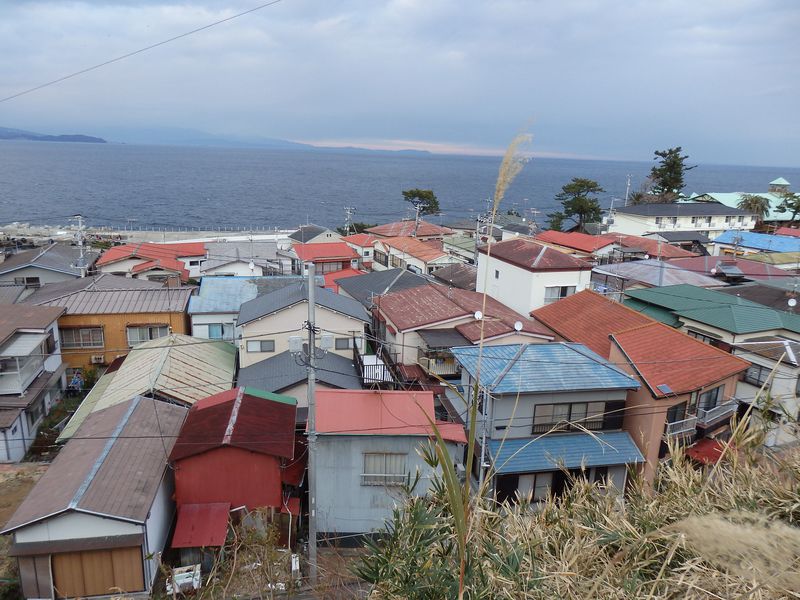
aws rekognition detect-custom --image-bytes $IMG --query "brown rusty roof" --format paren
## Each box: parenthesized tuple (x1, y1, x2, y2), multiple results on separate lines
(478, 239, 592, 271)
(367, 220, 454, 238)
(31, 287, 195, 314)
(3, 397, 187, 532)
(0, 304, 65, 346)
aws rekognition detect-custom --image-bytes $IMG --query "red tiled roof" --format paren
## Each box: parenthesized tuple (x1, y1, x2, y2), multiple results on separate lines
(376, 284, 553, 341)
(535, 230, 617, 253)
(377, 236, 447, 263)
(170, 388, 296, 462)
(171, 502, 230, 548)
(685, 438, 727, 464)
(478, 239, 592, 271)
(342, 233, 379, 247)
(323, 268, 366, 292)
(668, 256, 789, 279)
(293, 242, 358, 262)
(97, 242, 205, 282)
(315, 389, 467, 443)
(532, 290, 654, 357)
(612, 235, 698, 259)
(367, 220, 454, 238)
(610, 322, 749, 397)
(776, 227, 800, 238)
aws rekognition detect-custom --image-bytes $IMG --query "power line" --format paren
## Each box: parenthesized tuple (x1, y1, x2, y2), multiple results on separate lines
(0, 0, 288, 105)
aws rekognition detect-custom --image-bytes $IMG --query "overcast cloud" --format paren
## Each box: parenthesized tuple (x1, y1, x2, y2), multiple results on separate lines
(0, 0, 798, 166)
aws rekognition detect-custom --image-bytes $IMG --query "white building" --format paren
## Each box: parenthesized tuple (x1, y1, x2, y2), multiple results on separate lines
(476, 238, 593, 314)
(372, 236, 466, 275)
(607, 203, 757, 241)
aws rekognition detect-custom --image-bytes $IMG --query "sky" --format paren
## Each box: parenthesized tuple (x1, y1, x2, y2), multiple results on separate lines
(0, 0, 798, 166)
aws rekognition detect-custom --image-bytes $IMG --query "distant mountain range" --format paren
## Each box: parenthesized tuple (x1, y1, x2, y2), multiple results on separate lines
(0, 126, 106, 143)
(1, 125, 431, 156)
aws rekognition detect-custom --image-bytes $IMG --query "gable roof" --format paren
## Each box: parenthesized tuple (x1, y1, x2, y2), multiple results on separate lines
(609, 234, 698, 259)
(610, 322, 749, 397)
(592, 259, 720, 288)
(431, 262, 477, 291)
(614, 202, 752, 217)
(775, 227, 800, 238)
(315, 389, 466, 443)
(535, 230, 617, 253)
(377, 236, 448, 263)
(335, 268, 429, 308)
(21, 273, 165, 305)
(0, 244, 98, 277)
(236, 350, 362, 393)
(624, 284, 800, 335)
(532, 289, 653, 357)
(667, 256, 789, 280)
(96, 242, 205, 281)
(293, 242, 358, 262)
(188, 275, 307, 315)
(30, 287, 195, 314)
(170, 387, 296, 462)
(375, 284, 553, 341)
(714, 230, 800, 253)
(0, 304, 65, 347)
(367, 220, 454, 238)
(3, 397, 186, 533)
(201, 240, 278, 272)
(287, 224, 332, 243)
(342, 233, 378, 247)
(238, 281, 369, 325)
(478, 239, 592, 271)
(452, 342, 639, 394)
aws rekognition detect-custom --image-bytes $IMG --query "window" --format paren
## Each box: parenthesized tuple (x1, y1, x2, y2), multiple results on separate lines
(669, 217, 678, 225)
(494, 269, 500, 280)
(666, 402, 687, 424)
(390, 254, 405, 269)
(246, 340, 275, 353)
(363, 250, 371, 257)
(61, 327, 104, 349)
(691, 216, 698, 225)
(374, 250, 388, 267)
(738, 216, 745, 224)
(207, 323, 234, 341)
(11, 425, 17, 435)
(704, 216, 712, 225)
(362, 453, 407, 486)
(13, 276, 41, 288)
(655, 217, 663, 225)
(687, 330, 717, 345)
(188, 260, 202, 266)
(544, 286, 576, 305)
(744, 364, 771, 388)
(532, 402, 607, 433)
(126, 325, 169, 347)
(698, 385, 722, 411)
(335, 337, 361, 350)
(593, 466, 609, 484)
(27, 397, 45, 429)
(725, 216, 733, 224)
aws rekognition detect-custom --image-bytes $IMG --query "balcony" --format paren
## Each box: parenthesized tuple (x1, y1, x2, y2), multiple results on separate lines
(697, 399, 738, 427)
(418, 355, 461, 378)
(664, 416, 698, 439)
(0, 354, 45, 395)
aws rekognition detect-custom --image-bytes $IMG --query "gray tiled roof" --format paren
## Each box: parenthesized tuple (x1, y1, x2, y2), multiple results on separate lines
(0, 243, 99, 277)
(288, 224, 330, 243)
(0, 285, 25, 304)
(335, 268, 429, 308)
(201, 240, 279, 272)
(238, 281, 369, 324)
(237, 350, 362, 393)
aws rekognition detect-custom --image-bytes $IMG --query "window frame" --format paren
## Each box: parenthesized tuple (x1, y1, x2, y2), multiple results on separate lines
(698, 385, 723, 411)
(544, 285, 577, 305)
(126, 324, 169, 347)
(60, 327, 104, 349)
(744, 363, 771, 388)
(532, 401, 607, 434)
(246, 339, 275, 353)
(361, 452, 408, 486)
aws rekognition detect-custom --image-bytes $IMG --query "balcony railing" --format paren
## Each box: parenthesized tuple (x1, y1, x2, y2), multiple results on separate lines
(664, 416, 698, 439)
(697, 399, 738, 426)
(418, 355, 461, 377)
(0, 354, 45, 395)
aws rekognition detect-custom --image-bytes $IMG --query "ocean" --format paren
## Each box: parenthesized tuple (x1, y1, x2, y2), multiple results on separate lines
(1, 140, 797, 231)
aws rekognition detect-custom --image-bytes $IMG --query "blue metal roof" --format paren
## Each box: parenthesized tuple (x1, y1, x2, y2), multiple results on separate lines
(714, 230, 800, 253)
(451, 343, 639, 394)
(188, 276, 307, 314)
(488, 432, 644, 474)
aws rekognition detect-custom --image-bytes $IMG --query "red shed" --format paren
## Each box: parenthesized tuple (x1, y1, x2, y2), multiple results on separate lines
(170, 387, 298, 512)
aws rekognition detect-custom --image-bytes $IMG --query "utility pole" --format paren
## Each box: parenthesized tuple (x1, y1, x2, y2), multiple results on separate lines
(624, 174, 632, 207)
(70, 214, 88, 278)
(410, 199, 423, 238)
(343, 206, 356, 236)
(306, 261, 318, 584)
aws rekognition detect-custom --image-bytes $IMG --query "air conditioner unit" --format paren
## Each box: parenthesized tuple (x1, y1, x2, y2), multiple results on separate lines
(90, 355, 105, 365)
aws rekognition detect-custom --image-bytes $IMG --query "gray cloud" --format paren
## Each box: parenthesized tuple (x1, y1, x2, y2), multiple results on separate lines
(0, 0, 798, 165)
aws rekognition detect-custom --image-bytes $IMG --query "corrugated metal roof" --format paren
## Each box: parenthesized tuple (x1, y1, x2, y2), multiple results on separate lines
(201, 240, 278, 272)
(478, 239, 592, 271)
(714, 230, 800, 253)
(3, 397, 187, 532)
(34, 287, 195, 314)
(452, 343, 639, 394)
(188, 276, 306, 314)
(377, 237, 447, 262)
(488, 431, 644, 474)
(592, 259, 720, 288)
(237, 350, 362, 393)
(417, 328, 470, 348)
(335, 268, 428, 308)
(293, 242, 358, 261)
(23, 273, 165, 305)
(238, 281, 369, 325)
(431, 263, 477, 291)
(171, 503, 230, 548)
(57, 370, 117, 442)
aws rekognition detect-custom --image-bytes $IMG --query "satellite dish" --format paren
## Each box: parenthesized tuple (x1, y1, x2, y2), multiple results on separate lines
(514, 321, 523, 332)
(474, 311, 483, 321)
(789, 298, 797, 308)
(643, 254, 650, 260)
(710, 268, 717, 275)
(248, 261, 255, 271)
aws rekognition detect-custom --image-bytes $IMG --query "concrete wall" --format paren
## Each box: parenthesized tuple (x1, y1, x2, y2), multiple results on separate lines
(315, 435, 462, 535)
(238, 303, 365, 368)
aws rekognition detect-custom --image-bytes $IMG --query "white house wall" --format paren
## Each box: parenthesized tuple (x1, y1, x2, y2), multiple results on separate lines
(143, 473, 175, 586)
(13, 511, 142, 544)
(190, 312, 239, 340)
(0, 266, 77, 286)
(201, 262, 265, 277)
(1, 413, 27, 463)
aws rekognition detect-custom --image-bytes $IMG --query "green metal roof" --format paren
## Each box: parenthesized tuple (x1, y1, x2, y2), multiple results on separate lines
(625, 285, 800, 334)
(770, 177, 790, 186)
(242, 386, 298, 406)
(57, 370, 117, 442)
(622, 298, 682, 327)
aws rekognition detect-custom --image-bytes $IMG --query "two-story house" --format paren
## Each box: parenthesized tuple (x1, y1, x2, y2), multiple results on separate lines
(476, 238, 593, 314)
(95, 242, 206, 282)
(712, 230, 800, 256)
(342, 233, 379, 270)
(288, 242, 360, 275)
(451, 343, 643, 501)
(608, 203, 757, 241)
(372, 236, 464, 275)
(534, 290, 751, 481)
(366, 220, 454, 241)
(0, 305, 66, 462)
(0, 243, 99, 291)
(237, 281, 369, 368)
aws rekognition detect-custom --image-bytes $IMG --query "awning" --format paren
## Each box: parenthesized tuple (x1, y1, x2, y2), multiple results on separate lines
(171, 503, 230, 549)
(418, 328, 470, 349)
(685, 438, 727, 465)
(489, 432, 644, 475)
(0, 333, 47, 357)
